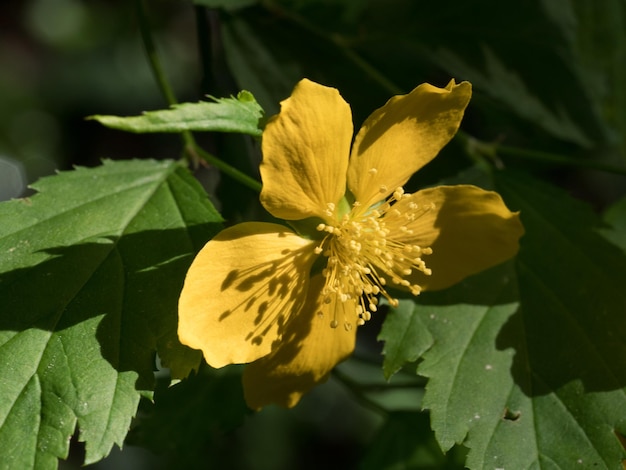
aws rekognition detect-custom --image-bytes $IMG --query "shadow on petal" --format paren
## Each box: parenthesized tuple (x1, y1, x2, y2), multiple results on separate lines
(392, 185, 524, 292)
(242, 276, 358, 410)
(178, 222, 317, 368)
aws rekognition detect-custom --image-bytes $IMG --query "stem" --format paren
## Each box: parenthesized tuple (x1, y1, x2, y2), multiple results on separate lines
(135, 0, 263, 193)
(193, 146, 262, 192)
(496, 144, 626, 176)
(136, 0, 195, 153)
(135, 0, 179, 107)
(261, 0, 402, 96)
(332, 368, 388, 417)
(458, 130, 626, 177)
(194, 5, 214, 96)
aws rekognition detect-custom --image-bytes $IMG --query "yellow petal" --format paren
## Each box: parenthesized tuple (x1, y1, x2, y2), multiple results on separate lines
(260, 79, 353, 221)
(242, 275, 358, 410)
(389, 185, 524, 291)
(347, 80, 472, 210)
(178, 222, 317, 368)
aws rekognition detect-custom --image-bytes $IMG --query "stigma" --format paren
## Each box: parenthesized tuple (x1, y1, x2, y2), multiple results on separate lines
(315, 186, 433, 328)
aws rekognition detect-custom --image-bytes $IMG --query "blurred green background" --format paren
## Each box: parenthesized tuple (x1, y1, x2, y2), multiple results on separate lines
(1, 0, 624, 468)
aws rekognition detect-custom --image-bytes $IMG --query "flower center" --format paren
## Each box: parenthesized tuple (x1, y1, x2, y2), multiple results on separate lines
(315, 187, 433, 329)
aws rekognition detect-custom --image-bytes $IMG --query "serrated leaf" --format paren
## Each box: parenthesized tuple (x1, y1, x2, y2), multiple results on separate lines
(0, 159, 222, 468)
(363, 0, 611, 147)
(89, 91, 264, 137)
(429, 44, 597, 147)
(377, 300, 433, 380)
(397, 171, 626, 468)
(382, 263, 519, 458)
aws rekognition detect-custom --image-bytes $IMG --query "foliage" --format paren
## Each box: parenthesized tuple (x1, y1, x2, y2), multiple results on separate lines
(1, 0, 625, 469)
(89, 91, 265, 137)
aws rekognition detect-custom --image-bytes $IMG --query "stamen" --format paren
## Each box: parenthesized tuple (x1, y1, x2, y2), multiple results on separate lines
(324, 202, 336, 217)
(317, 186, 432, 328)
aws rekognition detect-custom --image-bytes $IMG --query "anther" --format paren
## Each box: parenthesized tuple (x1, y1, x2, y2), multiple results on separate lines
(325, 202, 336, 217)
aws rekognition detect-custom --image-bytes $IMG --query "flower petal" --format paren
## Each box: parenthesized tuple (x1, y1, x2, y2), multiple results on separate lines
(389, 185, 524, 291)
(347, 80, 471, 209)
(260, 79, 353, 221)
(242, 275, 358, 410)
(178, 222, 317, 368)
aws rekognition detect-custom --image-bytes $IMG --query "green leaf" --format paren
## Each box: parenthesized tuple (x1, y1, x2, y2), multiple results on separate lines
(377, 299, 433, 380)
(221, 16, 299, 115)
(89, 91, 264, 137)
(0, 159, 222, 468)
(384, 263, 520, 460)
(380, 171, 626, 468)
(491, 171, 626, 468)
(572, 0, 626, 155)
(220, 9, 392, 121)
(128, 366, 249, 468)
(359, 411, 465, 470)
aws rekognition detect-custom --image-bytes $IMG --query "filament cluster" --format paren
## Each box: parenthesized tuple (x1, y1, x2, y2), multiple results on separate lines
(315, 178, 433, 329)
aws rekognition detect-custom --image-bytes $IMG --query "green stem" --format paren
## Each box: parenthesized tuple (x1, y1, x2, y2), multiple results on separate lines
(265, 1, 626, 177)
(135, 0, 263, 193)
(193, 146, 263, 192)
(136, 0, 195, 153)
(262, 0, 402, 96)
(457, 130, 626, 176)
(496, 144, 626, 176)
(331, 368, 388, 417)
(194, 5, 214, 96)
(135, 0, 179, 107)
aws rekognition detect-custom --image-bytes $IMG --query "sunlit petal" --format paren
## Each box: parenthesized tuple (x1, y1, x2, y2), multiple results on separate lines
(260, 79, 353, 221)
(347, 80, 471, 209)
(242, 275, 358, 410)
(178, 222, 317, 368)
(387, 185, 523, 291)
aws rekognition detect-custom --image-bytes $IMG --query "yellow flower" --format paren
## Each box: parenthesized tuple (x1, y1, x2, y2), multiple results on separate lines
(178, 79, 523, 410)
